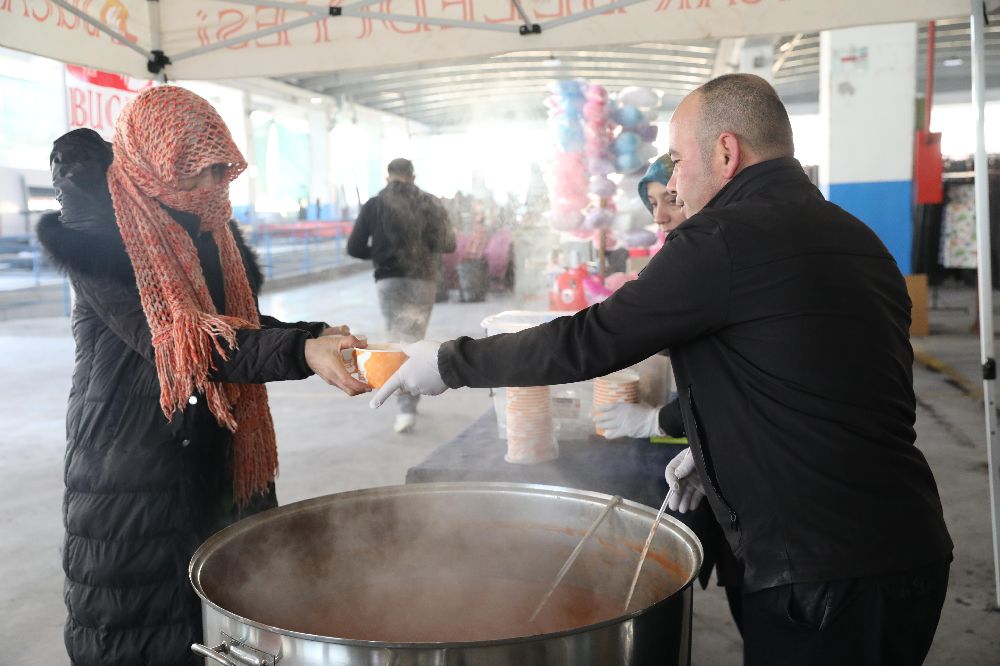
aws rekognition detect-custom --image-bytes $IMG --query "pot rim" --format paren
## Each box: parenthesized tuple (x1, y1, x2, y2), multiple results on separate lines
(189, 481, 704, 649)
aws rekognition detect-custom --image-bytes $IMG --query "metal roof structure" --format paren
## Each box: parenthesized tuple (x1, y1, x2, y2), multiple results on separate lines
(280, 14, 1000, 128)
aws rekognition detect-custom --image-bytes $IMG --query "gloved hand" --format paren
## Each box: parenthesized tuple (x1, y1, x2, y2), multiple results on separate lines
(593, 402, 665, 439)
(664, 448, 706, 513)
(369, 340, 448, 409)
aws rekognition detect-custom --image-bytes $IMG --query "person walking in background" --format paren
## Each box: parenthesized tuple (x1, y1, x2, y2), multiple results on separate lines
(39, 86, 367, 665)
(348, 158, 455, 433)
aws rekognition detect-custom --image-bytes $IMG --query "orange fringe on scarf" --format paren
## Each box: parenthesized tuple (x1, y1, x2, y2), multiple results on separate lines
(106, 85, 276, 505)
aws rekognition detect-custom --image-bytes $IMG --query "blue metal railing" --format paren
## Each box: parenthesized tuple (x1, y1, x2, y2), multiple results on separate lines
(0, 220, 354, 319)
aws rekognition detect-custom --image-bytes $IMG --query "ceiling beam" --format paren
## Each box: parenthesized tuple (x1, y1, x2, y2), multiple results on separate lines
(711, 38, 746, 78)
(321, 68, 710, 99)
(293, 53, 713, 89)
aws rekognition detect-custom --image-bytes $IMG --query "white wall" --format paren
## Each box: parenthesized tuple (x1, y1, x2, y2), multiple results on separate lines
(930, 102, 1000, 158)
(819, 23, 918, 187)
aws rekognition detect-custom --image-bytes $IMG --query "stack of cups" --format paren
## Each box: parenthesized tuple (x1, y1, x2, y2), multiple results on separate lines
(505, 386, 559, 464)
(593, 370, 640, 435)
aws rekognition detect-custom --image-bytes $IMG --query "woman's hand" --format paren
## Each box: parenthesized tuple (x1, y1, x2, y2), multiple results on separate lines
(320, 324, 351, 336)
(304, 334, 370, 395)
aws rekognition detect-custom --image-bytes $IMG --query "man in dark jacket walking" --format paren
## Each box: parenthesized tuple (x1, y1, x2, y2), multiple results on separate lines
(371, 74, 953, 664)
(348, 158, 455, 433)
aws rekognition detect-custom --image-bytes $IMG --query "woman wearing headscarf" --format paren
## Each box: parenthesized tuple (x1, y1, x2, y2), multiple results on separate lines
(594, 156, 686, 440)
(637, 153, 687, 235)
(594, 153, 745, 633)
(38, 86, 368, 665)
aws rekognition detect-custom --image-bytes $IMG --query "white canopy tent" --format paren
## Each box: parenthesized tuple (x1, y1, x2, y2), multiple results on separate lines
(0, 1, 968, 80)
(1, 0, 997, 605)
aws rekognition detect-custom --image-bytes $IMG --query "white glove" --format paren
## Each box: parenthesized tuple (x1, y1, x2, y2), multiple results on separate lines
(664, 448, 706, 513)
(594, 402, 665, 439)
(369, 340, 448, 409)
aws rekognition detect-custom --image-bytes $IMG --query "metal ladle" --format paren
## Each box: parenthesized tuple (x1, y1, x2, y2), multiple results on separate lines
(529, 494, 623, 624)
(622, 491, 671, 613)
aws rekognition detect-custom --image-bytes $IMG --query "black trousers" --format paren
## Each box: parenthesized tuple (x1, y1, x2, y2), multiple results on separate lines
(742, 559, 950, 666)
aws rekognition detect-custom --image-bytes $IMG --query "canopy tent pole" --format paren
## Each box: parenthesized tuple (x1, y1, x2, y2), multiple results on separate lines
(336, 11, 522, 33)
(179, 0, 527, 62)
(969, 0, 1000, 609)
(170, 12, 333, 63)
(147, 0, 167, 83)
(508, 0, 541, 34)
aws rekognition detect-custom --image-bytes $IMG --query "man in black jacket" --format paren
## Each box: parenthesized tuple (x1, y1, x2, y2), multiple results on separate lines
(348, 158, 455, 433)
(372, 74, 953, 664)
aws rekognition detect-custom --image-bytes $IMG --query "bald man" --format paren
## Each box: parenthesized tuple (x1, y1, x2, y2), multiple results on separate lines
(375, 74, 952, 664)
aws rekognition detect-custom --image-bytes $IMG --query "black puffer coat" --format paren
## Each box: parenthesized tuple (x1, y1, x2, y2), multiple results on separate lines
(39, 129, 328, 665)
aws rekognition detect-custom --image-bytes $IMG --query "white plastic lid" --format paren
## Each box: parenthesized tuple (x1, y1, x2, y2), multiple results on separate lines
(480, 310, 564, 335)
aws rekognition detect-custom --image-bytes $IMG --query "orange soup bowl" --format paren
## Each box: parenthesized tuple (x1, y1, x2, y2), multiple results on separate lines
(355, 344, 408, 388)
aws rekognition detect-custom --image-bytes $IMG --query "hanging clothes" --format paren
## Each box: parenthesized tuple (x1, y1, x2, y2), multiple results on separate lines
(939, 183, 978, 269)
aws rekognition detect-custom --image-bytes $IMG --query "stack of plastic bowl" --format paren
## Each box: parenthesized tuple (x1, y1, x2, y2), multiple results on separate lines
(593, 371, 640, 436)
(505, 386, 559, 464)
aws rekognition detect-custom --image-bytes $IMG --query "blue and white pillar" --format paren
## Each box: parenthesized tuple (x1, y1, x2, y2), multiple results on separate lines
(308, 107, 332, 220)
(819, 23, 917, 273)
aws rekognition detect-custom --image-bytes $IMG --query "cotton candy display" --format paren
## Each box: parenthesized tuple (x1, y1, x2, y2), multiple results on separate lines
(607, 86, 664, 248)
(610, 87, 661, 182)
(543, 81, 661, 303)
(583, 84, 616, 201)
(546, 80, 625, 235)
(545, 80, 590, 232)
(584, 208, 614, 230)
(588, 175, 617, 198)
(623, 228, 657, 248)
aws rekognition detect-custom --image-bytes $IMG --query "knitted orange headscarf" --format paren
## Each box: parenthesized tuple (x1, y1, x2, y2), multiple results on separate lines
(107, 85, 276, 505)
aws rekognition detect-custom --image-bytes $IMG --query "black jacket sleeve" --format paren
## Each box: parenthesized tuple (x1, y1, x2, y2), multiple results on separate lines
(439, 216, 731, 388)
(73, 273, 314, 384)
(259, 314, 328, 338)
(347, 199, 375, 259)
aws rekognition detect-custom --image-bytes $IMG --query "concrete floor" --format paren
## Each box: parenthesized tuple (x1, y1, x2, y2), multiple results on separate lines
(2, 273, 999, 664)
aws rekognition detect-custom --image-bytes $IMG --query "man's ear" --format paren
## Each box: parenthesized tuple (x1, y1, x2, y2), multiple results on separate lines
(718, 132, 742, 180)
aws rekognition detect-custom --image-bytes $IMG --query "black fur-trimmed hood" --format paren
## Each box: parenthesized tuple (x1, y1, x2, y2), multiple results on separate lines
(37, 128, 263, 291)
(38, 212, 264, 292)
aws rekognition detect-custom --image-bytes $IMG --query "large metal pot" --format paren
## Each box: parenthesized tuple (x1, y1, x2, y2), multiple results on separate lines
(190, 482, 702, 666)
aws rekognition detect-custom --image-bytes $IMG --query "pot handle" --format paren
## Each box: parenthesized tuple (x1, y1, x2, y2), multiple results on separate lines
(192, 642, 271, 666)
(192, 643, 240, 665)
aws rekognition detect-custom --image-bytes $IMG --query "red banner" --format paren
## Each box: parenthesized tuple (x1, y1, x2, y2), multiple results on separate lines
(65, 65, 151, 140)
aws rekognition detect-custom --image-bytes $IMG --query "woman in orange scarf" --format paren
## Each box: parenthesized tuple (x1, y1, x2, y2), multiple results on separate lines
(40, 86, 368, 665)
